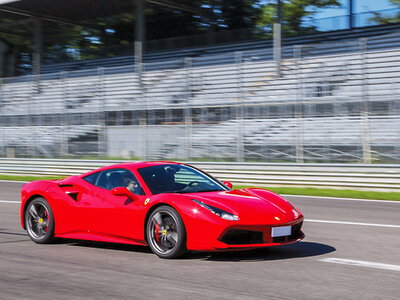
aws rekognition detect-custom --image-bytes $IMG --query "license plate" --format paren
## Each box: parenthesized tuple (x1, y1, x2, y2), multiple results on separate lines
(272, 226, 292, 237)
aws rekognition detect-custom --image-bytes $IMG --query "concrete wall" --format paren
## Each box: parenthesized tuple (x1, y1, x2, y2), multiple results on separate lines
(106, 125, 186, 158)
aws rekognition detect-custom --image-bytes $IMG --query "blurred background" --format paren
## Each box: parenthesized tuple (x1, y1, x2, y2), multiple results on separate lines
(1, 0, 400, 164)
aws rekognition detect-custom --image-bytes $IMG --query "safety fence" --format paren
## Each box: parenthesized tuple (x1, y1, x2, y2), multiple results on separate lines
(1, 158, 399, 191)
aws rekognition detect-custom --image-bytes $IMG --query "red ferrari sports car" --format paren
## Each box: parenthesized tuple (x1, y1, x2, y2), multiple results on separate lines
(20, 161, 304, 258)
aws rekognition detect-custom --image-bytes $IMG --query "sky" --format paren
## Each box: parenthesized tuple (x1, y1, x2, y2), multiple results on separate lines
(314, 0, 398, 19)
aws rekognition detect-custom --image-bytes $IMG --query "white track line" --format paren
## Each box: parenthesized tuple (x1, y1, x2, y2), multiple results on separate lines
(306, 219, 400, 228)
(0, 180, 28, 184)
(1, 200, 400, 228)
(319, 258, 400, 272)
(0, 200, 20, 204)
(283, 194, 400, 204)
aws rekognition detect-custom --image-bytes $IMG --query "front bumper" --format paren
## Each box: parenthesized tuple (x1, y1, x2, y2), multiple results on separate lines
(186, 218, 304, 251)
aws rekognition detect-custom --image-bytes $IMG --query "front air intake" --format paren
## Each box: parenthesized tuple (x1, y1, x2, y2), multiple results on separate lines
(219, 229, 263, 245)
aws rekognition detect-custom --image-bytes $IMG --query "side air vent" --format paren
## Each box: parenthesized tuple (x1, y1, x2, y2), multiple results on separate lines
(65, 192, 78, 201)
(59, 184, 74, 188)
(60, 184, 79, 201)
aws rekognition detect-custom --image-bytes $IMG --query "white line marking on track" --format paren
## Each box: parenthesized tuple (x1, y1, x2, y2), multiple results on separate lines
(0, 200, 20, 204)
(306, 219, 400, 228)
(1, 199, 400, 228)
(0, 180, 28, 184)
(283, 194, 400, 204)
(320, 258, 400, 272)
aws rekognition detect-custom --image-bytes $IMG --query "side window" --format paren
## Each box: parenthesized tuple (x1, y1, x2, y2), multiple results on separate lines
(83, 172, 100, 185)
(95, 168, 144, 195)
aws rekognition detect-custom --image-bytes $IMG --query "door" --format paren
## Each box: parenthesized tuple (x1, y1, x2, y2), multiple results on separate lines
(79, 168, 146, 242)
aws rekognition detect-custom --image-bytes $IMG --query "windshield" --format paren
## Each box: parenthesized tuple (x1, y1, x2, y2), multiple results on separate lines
(137, 164, 228, 195)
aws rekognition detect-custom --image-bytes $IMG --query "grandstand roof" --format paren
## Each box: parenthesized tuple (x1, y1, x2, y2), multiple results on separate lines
(0, 0, 206, 76)
(0, 0, 204, 24)
(0, 1, 122, 23)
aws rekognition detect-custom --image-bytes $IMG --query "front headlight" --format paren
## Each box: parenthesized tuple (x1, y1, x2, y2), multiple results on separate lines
(191, 199, 239, 221)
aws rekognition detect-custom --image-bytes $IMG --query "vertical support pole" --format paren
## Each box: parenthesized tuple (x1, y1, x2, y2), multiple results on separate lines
(33, 18, 43, 75)
(185, 57, 192, 161)
(134, 0, 147, 159)
(60, 71, 68, 157)
(27, 75, 35, 157)
(397, 82, 400, 162)
(349, 0, 354, 29)
(360, 38, 372, 163)
(0, 77, 4, 157)
(142, 71, 148, 160)
(140, 112, 148, 160)
(294, 46, 304, 163)
(273, 0, 282, 77)
(32, 18, 42, 156)
(97, 67, 106, 158)
(235, 52, 245, 162)
(135, 0, 145, 87)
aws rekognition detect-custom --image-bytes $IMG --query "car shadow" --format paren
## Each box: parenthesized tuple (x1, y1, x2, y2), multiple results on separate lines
(0, 230, 31, 244)
(61, 239, 152, 254)
(0, 230, 28, 237)
(185, 241, 336, 262)
(58, 239, 334, 261)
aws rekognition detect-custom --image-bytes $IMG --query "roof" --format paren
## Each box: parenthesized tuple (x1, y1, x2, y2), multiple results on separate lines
(80, 161, 182, 177)
(0, 0, 134, 22)
(0, 0, 206, 25)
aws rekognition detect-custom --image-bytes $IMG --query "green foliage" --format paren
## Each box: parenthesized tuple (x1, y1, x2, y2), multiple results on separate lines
(1, 174, 398, 201)
(369, 0, 400, 25)
(234, 185, 400, 201)
(0, 0, 342, 67)
(41, 0, 265, 61)
(258, 0, 341, 36)
(0, 175, 65, 182)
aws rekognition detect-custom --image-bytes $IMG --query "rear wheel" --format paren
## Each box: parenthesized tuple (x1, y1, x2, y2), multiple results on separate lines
(24, 197, 55, 244)
(147, 206, 186, 259)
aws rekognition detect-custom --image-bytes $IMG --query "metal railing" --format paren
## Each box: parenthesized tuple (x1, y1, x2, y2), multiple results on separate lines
(1, 158, 400, 191)
(1, 30, 400, 163)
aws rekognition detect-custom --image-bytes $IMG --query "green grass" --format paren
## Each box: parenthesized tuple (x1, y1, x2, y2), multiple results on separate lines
(1, 174, 399, 201)
(233, 185, 400, 201)
(0, 175, 65, 182)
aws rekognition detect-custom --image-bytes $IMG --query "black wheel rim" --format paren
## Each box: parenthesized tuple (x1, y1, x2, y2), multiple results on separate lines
(26, 202, 50, 240)
(149, 211, 179, 255)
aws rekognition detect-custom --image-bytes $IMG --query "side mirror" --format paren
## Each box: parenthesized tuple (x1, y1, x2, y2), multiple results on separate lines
(223, 181, 233, 189)
(111, 186, 139, 201)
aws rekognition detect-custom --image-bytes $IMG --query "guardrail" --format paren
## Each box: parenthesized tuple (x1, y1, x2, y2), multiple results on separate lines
(0, 158, 399, 191)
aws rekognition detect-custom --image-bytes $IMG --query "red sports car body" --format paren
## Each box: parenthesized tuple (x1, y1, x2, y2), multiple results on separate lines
(21, 161, 304, 258)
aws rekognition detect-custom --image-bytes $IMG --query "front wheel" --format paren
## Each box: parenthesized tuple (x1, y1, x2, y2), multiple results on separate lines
(24, 197, 55, 244)
(146, 206, 186, 259)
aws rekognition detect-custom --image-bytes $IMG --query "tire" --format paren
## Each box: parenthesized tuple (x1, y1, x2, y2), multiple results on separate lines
(24, 197, 55, 244)
(146, 206, 186, 259)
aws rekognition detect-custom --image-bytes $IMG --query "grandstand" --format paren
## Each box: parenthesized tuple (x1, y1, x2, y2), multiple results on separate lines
(0, 125, 99, 157)
(39, 23, 400, 74)
(1, 25, 400, 162)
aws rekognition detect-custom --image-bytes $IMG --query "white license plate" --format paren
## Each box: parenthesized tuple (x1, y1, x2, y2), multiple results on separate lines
(272, 226, 292, 237)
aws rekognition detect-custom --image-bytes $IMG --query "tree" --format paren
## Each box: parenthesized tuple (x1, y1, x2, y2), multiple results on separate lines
(61, 0, 265, 58)
(369, 0, 400, 25)
(258, 0, 341, 37)
(0, 0, 343, 70)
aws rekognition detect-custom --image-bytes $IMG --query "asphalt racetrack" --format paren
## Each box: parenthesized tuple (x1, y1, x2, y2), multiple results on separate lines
(1, 181, 399, 299)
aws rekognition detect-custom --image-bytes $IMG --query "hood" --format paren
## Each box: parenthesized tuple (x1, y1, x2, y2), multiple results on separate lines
(188, 188, 302, 224)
